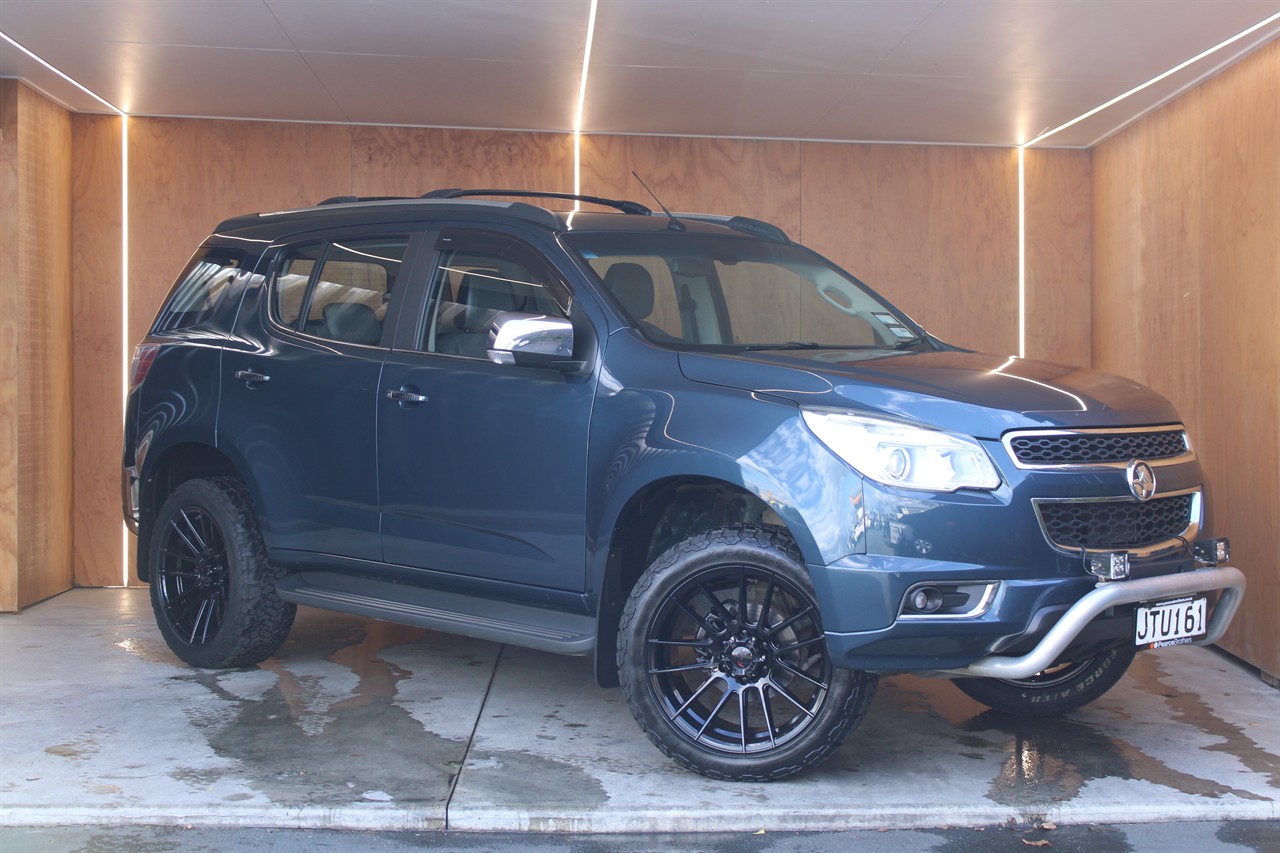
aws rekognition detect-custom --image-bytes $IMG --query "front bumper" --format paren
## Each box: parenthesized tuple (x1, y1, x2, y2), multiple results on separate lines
(931, 565, 1245, 678)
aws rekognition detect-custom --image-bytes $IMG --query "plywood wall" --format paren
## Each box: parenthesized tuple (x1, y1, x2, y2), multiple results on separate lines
(798, 144, 1021, 357)
(69, 114, 124, 590)
(0, 82, 73, 610)
(1093, 40, 1279, 676)
(0, 81, 19, 610)
(66, 117, 1090, 590)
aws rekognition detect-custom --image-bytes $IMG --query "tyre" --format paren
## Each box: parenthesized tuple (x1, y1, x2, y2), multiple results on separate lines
(951, 644, 1136, 716)
(618, 525, 878, 781)
(149, 477, 296, 668)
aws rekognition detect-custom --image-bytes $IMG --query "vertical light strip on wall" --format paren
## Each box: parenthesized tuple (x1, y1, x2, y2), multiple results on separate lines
(573, 0, 600, 205)
(1015, 10, 1280, 361)
(121, 115, 130, 587)
(1017, 147, 1026, 359)
(0, 32, 132, 586)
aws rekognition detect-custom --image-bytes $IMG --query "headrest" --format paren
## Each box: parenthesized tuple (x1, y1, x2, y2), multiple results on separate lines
(322, 302, 380, 345)
(457, 273, 521, 328)
(603, 262, 655, 321)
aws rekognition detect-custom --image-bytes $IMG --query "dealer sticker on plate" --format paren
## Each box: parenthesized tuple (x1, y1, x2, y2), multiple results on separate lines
(1135, 595, 1207, 648)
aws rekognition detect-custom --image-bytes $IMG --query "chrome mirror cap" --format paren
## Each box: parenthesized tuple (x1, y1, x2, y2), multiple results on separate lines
(488, 313, 575, 369)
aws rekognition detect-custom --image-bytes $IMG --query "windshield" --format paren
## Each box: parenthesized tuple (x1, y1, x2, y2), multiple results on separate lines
(564, 231, 925, 352)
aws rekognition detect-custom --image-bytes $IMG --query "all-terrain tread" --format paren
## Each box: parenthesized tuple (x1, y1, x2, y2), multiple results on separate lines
(951, 644, 1136, 716)
(151, 477, 295, 669)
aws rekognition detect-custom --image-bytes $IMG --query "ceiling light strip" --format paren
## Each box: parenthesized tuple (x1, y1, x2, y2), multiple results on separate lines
(573, 0, 600, 205)
(0, 31, 126, 116)
(1016, 10, 1279, 365)
(1024, 11, 1280, 148)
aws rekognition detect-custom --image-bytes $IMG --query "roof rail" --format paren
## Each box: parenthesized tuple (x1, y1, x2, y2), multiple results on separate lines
(672, 213, 790, 243)
(422, 188, 651, 216)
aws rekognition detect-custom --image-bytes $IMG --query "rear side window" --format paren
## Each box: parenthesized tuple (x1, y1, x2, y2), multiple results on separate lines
(272, 237, 410, 346)
(154, 247, 246, 332)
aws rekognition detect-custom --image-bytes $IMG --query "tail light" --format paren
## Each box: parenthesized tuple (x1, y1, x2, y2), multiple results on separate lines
(129, 344, 161, 391)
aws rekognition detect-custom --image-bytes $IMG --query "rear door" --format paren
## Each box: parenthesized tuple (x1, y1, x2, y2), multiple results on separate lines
(377, 226, 597, 590)
(219, 230, 422, 561)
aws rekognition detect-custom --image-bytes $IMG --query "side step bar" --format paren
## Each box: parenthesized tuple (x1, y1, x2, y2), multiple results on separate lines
(276, 572, 596, 655)
(935, 565, 1245, 679)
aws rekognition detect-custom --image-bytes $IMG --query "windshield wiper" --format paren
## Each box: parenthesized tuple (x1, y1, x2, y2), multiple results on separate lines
(736, 342, 826, 351)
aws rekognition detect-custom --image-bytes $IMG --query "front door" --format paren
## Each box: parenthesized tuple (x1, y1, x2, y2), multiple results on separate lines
(377, 227, 597, 591)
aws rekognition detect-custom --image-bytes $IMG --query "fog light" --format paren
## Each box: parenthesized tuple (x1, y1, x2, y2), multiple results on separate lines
(1088, 551, 1130, 581)
(1194, 537, 1230, 565)
(910, 587, 942, 613)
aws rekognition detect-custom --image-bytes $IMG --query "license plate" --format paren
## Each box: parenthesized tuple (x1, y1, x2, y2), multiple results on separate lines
(1135, 595, 1207, 648)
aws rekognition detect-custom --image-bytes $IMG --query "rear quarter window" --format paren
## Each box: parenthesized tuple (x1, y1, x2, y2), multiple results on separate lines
(154, 247, 247, 332)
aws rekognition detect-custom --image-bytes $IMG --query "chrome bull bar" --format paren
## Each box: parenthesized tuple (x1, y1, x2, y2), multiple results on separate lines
(936, 566, 1246, 679)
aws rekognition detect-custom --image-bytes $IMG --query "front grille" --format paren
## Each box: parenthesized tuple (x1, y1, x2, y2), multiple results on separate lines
(1009, 428, 1187, 466)
(1037, 493, 1195, 550)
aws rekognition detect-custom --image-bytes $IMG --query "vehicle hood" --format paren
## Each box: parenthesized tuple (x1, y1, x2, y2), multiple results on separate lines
(678, 349, 1182, 437)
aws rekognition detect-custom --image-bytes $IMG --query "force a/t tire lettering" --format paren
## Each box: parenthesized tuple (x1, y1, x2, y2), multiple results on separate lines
(951, 644, 1137, 716)
(149, 477, 296, 669)
(617, 525, 878, 781)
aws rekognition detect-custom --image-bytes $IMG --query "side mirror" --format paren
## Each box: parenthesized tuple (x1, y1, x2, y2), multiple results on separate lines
(487, 313, 585, 373)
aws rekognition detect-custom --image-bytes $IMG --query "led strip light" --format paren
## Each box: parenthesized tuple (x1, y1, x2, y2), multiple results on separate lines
(1015, 10, 1280, 359)
(573, 0, 599, 205)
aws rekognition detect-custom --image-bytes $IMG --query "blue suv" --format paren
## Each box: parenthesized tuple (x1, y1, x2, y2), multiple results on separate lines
(123, 190, 1245, 781)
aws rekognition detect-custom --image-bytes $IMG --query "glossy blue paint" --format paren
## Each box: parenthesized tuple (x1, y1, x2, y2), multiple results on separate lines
(123, 199, 1229, 679)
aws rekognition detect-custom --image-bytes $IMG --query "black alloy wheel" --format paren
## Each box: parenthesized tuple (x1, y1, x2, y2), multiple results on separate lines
(645, 563, 831, 755)
(148, 478, 295, 668)
(619, 526, 877, 781)
(154, 504, 230, 646)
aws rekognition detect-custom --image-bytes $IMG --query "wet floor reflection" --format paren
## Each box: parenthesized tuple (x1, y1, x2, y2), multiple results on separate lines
(147, 611, 497, 809)
(875, 668, 1272, 808)
(1127, 652, 1280, 788)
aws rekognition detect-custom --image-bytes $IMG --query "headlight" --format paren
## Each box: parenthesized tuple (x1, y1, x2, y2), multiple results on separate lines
(801, 410, 1000, 492)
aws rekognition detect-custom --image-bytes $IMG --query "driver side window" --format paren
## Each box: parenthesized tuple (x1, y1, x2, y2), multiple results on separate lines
(421, 229, 568, 358)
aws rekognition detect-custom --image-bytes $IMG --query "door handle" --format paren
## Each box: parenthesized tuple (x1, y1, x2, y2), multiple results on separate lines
(235, 369, 270, 384)
(386, 388, 428, 404)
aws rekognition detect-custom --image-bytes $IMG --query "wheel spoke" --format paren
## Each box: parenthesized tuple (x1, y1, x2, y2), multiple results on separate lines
(187, 598, 210, 644)
(772, 656, 829, 690)
(737, 569, 749, 626)
(694, 682, 735, 741)
(755, 684, 777, 748)
(178, 508, 210, 554)
(168, 515, 202, 558)
(648, 637, 713, 648)
(757, 574, 777, 631)
(673, 598, 719, 638)
(776, 635, 825, 655)
(164, 582, 207, 613)
(673, 673, 723, 719)
(649, 661, 712, 675)
(765, 679, 818, 719)
(696, 581, 735, 625)
(737, 686, 750, 753)
(767, 605, 815, 638)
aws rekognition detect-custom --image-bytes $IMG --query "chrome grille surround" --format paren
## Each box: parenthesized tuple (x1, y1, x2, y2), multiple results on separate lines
(1033, 489, 1202, 557)
(1003, 425, 1192, 470)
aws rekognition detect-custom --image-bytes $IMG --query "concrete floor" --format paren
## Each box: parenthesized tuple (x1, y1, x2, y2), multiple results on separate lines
(1, 589, 1277, 834)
